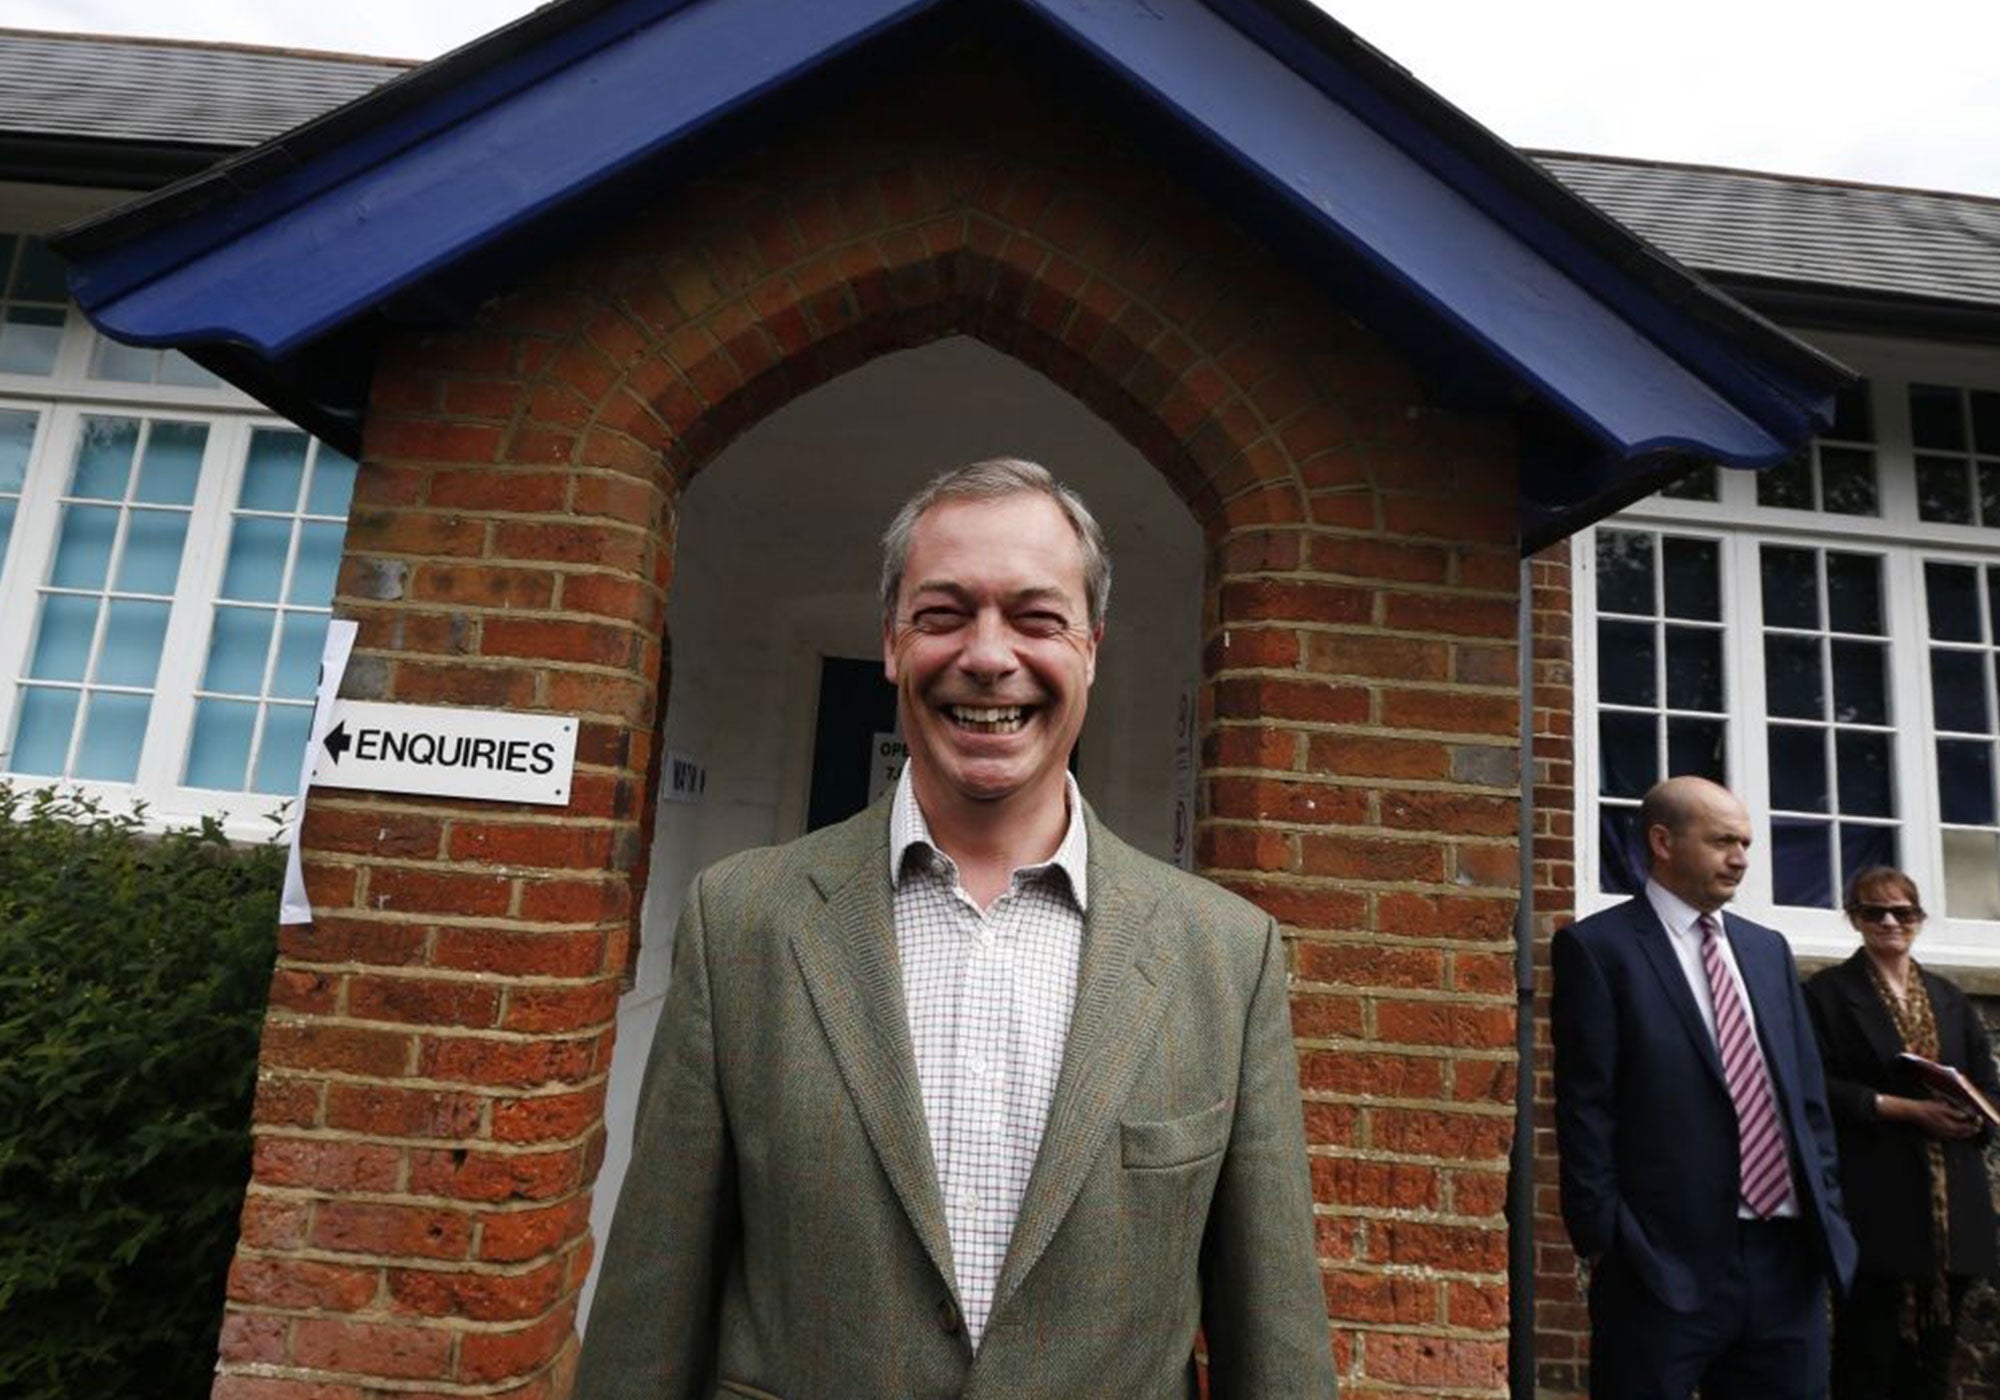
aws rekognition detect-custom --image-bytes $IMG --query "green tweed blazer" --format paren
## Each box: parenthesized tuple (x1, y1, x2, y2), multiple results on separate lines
(575, 798, 1336, 1400)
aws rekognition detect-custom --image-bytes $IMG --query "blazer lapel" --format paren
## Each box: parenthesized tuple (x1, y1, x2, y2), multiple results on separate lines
(989, 816, 1174, 1317)
(789, 820, 958, 1298)
(1833, 952, 1906, 1069)
(1628, 898, 1726, 1088)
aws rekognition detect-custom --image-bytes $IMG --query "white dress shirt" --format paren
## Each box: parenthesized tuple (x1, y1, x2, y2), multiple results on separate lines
(889, 765, 1088, 1347)
(1643, 878, 1798, 1218)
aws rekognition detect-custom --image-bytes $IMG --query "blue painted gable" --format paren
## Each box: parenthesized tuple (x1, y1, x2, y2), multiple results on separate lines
(51, 0, 1850, 547)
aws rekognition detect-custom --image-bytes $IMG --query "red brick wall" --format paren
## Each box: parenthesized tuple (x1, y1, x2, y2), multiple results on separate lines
(212, 50, 1523, 1400)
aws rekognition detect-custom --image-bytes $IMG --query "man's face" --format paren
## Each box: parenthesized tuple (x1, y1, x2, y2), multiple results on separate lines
(1647, 787, 1752, 913)
(883, 493, 1100, 822)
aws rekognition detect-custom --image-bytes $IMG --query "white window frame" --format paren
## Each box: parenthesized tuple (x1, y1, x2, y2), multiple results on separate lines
(1574, 330, 2000, 968)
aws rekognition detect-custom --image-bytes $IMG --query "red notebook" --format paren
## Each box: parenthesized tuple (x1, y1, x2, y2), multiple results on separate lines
(1896, 1052, 2000, 1127)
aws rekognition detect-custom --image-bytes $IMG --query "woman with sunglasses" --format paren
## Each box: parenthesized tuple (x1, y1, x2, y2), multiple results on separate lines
(1805, 867, 1999, 1399)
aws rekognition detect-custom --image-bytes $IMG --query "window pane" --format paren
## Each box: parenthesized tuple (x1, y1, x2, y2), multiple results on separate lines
(1819, 449, 1877, 515)
(1596, 530, 1655, 615)
(1942, 829, 2000, 921)
(240, 429, 309, 512)
(1911, 384, 1966, 450)
(28, 594, 98, 680)
(1662, 538, 1720, 621)
(95, 600, 171, 688)
(1917, 457, 1973, 525)
(1598, 620, 1656, 706)
(157, 350, 219, 389)
(1832, 641, 1888, 726)
(1840, 825, 1899, 897)
(0, 499, 13, 565)
(1932, 650, 1992, 732)
(1761, 547, 1819, 629)
(115, 509, 189, 595)
(1825, 553, 1883, 635)
(1927, 563, 1983, 642)
(0, 309, 62, 375)
(74, 691, 148, 782)
(1829, 380, 1874, 443)
(50, 504, 118, 589)
(1973, 391, 2000, 454)
(1756, 453, 1813, 510)
(1600, 712, 1657, 799)
(1764, 635, 1824, 719)
(184, 698, 255, 791)
(1938, 740, 1997, 824)
(289, 521, 343, 604)
(203, 606, 275, 694)
(1599, 804, 1645, 895)
(71, 417, 138, 500)
(134, 421, 207, 505)
(271, 612, 327, 700)
(13, 238, 66, 300)
(0, 407, 34, 492)
(305, 447, 360, 517)
(1982, 463, 2000, 529)
(220, 516, 291, 602)
(1658, 466, 1717, 501)
(254, 704, 313, 794)
(1772, 817, 1833, 908)
(9, 686, 79, 775)
(1836, 731, 1894, 816)
(1666, 716, 1725, 783)
(1666, 626, 1723, 710)
(1769, 725, 1829, 811)
(87, 338, 159, 384)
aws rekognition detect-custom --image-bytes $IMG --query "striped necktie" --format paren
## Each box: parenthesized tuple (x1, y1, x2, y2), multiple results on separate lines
(1699, 914, 1792, 1217)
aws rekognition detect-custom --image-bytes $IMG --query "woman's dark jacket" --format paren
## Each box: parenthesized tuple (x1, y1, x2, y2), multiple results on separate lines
(1804, 951, 2000, 1279)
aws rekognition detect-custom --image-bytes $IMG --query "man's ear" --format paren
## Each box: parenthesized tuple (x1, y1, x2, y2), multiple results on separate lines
(1084, 624, 1103, 686)
(1645, 823, 1672, 866)
(883, 617, 900, 684)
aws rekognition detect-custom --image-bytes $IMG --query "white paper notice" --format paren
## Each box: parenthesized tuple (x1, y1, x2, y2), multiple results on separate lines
(279, 619, 359, 925)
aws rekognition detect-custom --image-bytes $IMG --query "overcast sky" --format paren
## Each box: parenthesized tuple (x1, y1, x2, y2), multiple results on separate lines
(14, 0, 2000, 199)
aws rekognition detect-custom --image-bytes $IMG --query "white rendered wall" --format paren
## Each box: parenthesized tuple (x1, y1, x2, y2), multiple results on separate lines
(581, 335, 1204, 1325)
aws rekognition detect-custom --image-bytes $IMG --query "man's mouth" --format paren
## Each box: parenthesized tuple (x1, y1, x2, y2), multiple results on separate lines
(945, 704, 1030, 734)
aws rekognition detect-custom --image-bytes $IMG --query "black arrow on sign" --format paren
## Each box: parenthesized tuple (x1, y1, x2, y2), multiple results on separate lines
(323, 721, 353, 764)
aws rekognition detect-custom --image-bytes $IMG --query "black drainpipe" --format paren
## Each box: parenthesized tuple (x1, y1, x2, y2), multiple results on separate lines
(1508, 553, 1538, 1396)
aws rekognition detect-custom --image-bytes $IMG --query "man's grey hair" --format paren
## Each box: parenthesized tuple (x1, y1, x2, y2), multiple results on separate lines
(879, 457, 1112, 628)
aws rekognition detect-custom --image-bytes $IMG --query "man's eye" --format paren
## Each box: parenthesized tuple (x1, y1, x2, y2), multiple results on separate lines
(1015, 612, 1068, 637)
(911, 610, 964, 633)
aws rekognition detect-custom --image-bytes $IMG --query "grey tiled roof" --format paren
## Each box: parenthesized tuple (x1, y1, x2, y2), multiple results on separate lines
(0, 28, 408, 150)
(1536, 151, 2000, 312)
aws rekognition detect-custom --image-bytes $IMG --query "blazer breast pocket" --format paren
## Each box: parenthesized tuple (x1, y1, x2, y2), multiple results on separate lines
(1120, 1097, 1234, 1169)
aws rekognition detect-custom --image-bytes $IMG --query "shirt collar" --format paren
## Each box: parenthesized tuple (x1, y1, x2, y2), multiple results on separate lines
(888, 762, 1089, 911)
(1645, 877, 1708, 940)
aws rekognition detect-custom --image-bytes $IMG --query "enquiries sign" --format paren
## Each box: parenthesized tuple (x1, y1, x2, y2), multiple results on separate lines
(309, 700, 578, 806)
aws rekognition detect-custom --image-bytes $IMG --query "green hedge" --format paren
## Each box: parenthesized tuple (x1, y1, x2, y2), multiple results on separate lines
(0, 786, 283, 1400)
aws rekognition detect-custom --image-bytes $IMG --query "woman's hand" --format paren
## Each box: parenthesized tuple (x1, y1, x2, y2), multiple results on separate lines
(1879, 1094, 1982, 1139)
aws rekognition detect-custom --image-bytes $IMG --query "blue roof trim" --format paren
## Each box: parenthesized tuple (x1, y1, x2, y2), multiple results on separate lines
(74, 0, 938, 356)
(55, 0, 1848, 545)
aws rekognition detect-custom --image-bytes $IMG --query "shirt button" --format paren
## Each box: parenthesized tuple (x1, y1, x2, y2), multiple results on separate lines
(966, 1053, 987, 1077)
(937, 1296, 962, 1336)
(957, 1189, 980, 1214)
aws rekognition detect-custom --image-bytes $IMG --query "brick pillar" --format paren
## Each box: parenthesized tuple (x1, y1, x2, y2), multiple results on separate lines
(210, 57, 1526, 1399)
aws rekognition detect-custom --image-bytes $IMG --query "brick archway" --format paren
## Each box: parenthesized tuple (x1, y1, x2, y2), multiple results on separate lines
(220, 60, 1524, 1400)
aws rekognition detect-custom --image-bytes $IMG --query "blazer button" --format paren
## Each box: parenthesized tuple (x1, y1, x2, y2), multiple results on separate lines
(936, 1297, 962, 1336)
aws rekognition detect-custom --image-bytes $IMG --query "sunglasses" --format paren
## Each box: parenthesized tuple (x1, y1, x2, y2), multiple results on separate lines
(1852, 903, 1926, 924)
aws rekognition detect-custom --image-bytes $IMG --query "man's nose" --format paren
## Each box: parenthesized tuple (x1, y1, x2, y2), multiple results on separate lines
(958, 609, 1016, 678)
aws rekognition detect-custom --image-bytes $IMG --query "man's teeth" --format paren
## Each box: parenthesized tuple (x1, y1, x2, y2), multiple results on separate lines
(949, 705, 1025, 730)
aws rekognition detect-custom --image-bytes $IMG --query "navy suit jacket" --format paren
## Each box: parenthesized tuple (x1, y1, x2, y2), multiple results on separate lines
(1552, 897, 1858, 1311)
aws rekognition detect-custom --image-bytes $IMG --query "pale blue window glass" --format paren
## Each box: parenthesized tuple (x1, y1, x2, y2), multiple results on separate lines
(184, 698, 255, 790)
(255, 703, 313, 793)
(203, 606, 274, 694)
(219, 516, 290, 602)
(158, 351, 219, 389)
(96, 600, 170, 687)
(134, 421, 207, 505)
(50, 504, 117, 589)
(87, 338, 158, 383)
(71, 417, 138, 499)
(240, 430, 309, 512)
(28, 595, 97, 680)
(0, 499, 14, 564)
(116, 509, 189, 595)
(0, 308, 63, 375)
(289, 520, 342, 604)
(9, 686, 79, 775)
(0, 407, 34, 492)
(271, 612, 327, 699)
(305, 446, 359, 516)
(74, 690, 148, 781)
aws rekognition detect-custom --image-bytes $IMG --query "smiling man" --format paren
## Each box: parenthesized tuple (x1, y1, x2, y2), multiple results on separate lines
(576, 459, 1337, 1399)
(1552, 775, 1856, 1400)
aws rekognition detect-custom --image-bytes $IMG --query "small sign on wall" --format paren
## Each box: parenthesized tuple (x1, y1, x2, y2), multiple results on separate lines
(867, 733, 907, 805)
(310, 700, 577, 805)
(661, 749, 708, 804)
